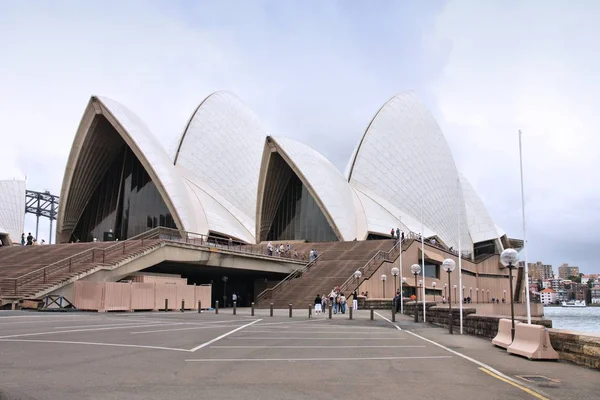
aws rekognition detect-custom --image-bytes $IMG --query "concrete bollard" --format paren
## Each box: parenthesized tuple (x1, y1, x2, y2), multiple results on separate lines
(270, 303, 273, 317)
(164, 298, 168, 311)
(251, 302, 255, 316)
(370, 309, 374, 321)
(289, 303, 293, 318)
(349, 305, 353, 320)
(308, 304, 312, 318)
(215, 300, 219, 314)
(198, 300, 201, 313)
(181, 300, 185, 312)
(328, 304, 332, 319)
(233, 301, 237, 315)
(392, 307, 396, 322)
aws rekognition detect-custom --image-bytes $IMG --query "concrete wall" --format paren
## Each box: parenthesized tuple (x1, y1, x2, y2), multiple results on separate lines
(357, 241, 526, 304)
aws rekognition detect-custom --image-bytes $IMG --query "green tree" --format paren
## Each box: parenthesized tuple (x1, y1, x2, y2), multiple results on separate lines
(567, 275, 581, 283)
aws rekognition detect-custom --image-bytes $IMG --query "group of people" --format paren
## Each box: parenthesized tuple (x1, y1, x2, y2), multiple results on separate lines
(20, 233, 45, 246)
(308, 248, 319, 262)
(266, 241, 300, 259)
(313, 286, 349, 314)
(389, 227, 404, 242)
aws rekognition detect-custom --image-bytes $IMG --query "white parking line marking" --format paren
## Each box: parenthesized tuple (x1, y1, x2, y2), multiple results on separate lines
(131, 324, 246, 334)
(254, 319, 327, 327)
(374, 312, 402, 330)
(0, 323, 187, 339)
(186, 356, 451, 362)
(0, 339, 190, 352)
(229, 337, 406, 340)
(53, 322, 167, 329)
(376, 315, 550, 397)
(189, 319, 262, 352)
(0, 319, 97, 325)
(243, 330, 401, 334)
(211, 345, 425, 348)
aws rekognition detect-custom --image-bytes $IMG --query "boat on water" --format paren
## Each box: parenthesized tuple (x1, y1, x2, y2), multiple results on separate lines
(561, 300, 587, 307)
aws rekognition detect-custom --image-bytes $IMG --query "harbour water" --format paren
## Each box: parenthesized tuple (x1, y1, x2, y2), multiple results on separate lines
(544, 306, 600, 334)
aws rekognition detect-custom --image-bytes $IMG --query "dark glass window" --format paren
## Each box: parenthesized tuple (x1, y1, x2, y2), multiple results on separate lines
(263, 154, 337, 242)
(71, 123, 177, 242)
(424, 263, 440, 279)
(474, 239, 497, 258)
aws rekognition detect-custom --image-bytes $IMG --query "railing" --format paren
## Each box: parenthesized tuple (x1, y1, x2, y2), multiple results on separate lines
(255, 252, 324, 303)
(0, 226, 307, 298)
(406, 231, 472, 260)
(0, 228, 162, 297)
(339, 239, 405, 295)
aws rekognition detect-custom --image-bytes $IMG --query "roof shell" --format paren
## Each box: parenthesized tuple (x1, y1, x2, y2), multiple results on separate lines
(57, 96, 200, 240)
(347, 92, 472, 250)
(174, 91, 265, 236)
(0, 179, 26, 244)
(259, 136, 366, 241)
(459, 174, 502, 244)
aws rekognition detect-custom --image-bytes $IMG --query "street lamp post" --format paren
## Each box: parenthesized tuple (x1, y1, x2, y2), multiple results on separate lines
(401, 277, 407, 314)
(222, 276, 228, 308)
(476, 288, 479, 304)
(442, 259, 456, 334)
(487, 290, 490, 303)
(469, 287, 472, 302)
(432, 281, 437, 302)
(500, 248, 519, 341)
(410, 264, 421, 323)
(453, 285, 457, 304)
(391, 267, 399, 296)
(444, 283, 448, 301)
(381, 274, 387, 299)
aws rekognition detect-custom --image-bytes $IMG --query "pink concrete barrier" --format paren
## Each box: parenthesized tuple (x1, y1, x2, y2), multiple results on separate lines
(507, 323, 559, 360)
(155, 284, 178, 310)
(177, 285, 195, 310)
(72, 281, 212, 312)
(73, 281, 104, 310)
(130, 283, 156, 310)
(195, 285, 211, 309)
(103, 282, 131, 311)
(492, 318, 520, 349)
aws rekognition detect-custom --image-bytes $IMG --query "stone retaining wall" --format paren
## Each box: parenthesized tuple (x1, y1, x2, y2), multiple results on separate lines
(549, 330, 600, 370)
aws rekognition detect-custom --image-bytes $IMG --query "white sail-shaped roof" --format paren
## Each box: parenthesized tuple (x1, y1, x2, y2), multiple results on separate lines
(57, 96, 200, 241)
(347, 92, 472, 250)
(459, 174, 502, 244)
(258, 136, 366, 241)
(0, 179, 26, 244)
(174, 91, 265, 237)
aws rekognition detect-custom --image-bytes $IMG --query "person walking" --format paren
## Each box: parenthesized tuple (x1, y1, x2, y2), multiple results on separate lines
(329, 289, 337, 314)
(314, 294, 322, 314)
(21, 233, 25, 246)
(339, 293, 347, 314)
(26, 233, 33, 246)
(390, 228, 395, 239)
(321, 294, 327, 313)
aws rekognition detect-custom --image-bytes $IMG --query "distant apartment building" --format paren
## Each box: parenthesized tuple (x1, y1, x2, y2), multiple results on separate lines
(591, 286, 600, 305)
(574, 284, 589, 302)
(540, 288, 558, 305)
(528, 261, 554, 280)
(581, 274, 598, 285)
(558, 264, 580, 279)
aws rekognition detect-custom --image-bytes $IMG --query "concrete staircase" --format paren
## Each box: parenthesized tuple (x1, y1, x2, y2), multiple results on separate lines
(0, 240, 162, 301)
(256, 240, 398, 308)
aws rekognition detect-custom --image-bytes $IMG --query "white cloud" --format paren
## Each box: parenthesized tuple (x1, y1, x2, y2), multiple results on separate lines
(430, 0, 600, 272)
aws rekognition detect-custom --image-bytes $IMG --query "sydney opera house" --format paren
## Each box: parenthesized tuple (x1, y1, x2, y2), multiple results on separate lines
(56, 91, 508, 258)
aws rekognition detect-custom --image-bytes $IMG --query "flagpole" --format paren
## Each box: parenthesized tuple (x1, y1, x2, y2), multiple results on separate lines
(458, 178, 464, 334)
(519, 130, 532, 324)
(421, 205, 426, 323)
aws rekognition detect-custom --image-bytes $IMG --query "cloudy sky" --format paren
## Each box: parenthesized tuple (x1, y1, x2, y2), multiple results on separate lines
(1, 1, 598, 273)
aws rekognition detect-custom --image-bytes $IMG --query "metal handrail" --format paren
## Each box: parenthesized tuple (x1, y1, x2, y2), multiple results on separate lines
(0, 227, 163, 295)
(256, 252, 324, 302)
(0, 226, 306, 296)
(339, 239, 404, 295)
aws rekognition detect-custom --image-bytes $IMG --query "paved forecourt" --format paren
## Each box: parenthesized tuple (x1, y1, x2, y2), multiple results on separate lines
(0, 308, 595, 400)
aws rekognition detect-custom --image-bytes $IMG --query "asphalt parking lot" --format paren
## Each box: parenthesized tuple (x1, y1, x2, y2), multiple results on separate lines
(0, 309, 596, 400)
